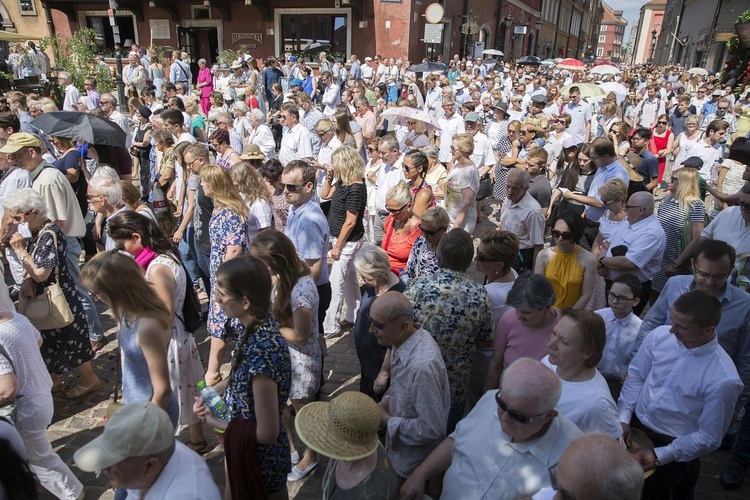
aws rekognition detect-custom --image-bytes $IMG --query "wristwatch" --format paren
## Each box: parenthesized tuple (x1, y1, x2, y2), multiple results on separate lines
(653, 450, 662, 467)
(598, 256, 606, 268)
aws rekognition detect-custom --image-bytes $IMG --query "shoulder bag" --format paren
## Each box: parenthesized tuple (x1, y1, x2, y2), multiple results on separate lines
(18, 229, 75, 331)
(0, 342, 17, 423)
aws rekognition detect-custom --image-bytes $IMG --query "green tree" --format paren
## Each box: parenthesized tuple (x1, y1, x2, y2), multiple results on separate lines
(39, 28, 114, 93)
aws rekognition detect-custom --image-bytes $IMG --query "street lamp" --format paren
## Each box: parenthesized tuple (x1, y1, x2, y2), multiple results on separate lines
(648, 29, 657, 65)
(504, 15, 513, 30)
(536, 18, 543, 31)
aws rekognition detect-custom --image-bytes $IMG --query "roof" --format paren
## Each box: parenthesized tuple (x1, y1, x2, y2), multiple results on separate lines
(601, 2, 627, 25)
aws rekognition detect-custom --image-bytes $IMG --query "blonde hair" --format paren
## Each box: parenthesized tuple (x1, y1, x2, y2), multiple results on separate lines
(673, 168, 701, 210)
(420, 206, 450, 229)
(231, 161, 271, 205)
(120, 181, 142, 208)
(200, 164, 249, 217)
(598, 178, 628, 204)
(452, 133, 475, 156)
(353, 244, 392, 284)
(386, 181, 412, 206)
(332, 146, 365, 185)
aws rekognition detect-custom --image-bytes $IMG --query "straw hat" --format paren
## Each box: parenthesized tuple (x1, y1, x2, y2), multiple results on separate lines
(295, 391, 380, 461)
(240, 143, 265, 160)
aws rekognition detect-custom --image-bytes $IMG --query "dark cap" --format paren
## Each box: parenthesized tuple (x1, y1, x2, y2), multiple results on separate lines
(491, 101, 508, 115)
(531, 94, 548, 104)
(680, 156, 704, 169)
(137, 105, 152, 119)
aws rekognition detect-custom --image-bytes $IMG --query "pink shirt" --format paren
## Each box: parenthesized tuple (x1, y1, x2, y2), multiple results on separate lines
(197, 67, 213, 98)
(493, 307, 561, 370)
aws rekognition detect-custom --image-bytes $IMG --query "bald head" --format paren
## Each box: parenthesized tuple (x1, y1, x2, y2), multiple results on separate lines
(627, 191, 654, 220)
(501, 358, 561, 414)
(557, 434, 644, 499)
(371, 291, 413, 320)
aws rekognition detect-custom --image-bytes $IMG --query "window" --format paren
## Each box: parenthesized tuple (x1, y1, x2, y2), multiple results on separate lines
(596, 47, 604, 57)
(85, 14, 137, 53)
(599, 35, 606, 44)
(20, 0, 37, 15)
(600, 25, 607, 32)
(281, 14, 347, 54)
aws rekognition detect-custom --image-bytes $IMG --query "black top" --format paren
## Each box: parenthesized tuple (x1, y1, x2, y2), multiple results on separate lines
(354, 279, 407, 380)
(327, 181, 366, 241)
(193, 183, 214, 255)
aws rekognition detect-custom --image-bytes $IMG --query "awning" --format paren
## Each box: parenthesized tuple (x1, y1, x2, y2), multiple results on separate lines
(0, 31, 42, 42)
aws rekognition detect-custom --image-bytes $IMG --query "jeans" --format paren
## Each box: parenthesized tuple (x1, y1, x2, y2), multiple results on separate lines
(732, 400, 750, 466)
(194, 243, 211, 297)
(323, 238, 363, 335)
(66, 236, 104, 341)
(178, 226, 199, 289)
(17, 396, 84, 499)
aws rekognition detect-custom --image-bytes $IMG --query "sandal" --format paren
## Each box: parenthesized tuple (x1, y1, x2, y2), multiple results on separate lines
(186, 440, 209, 454)
(90, 338, 108, 353)
(51, 383, 64, 394)
(65, 381, 102, 399)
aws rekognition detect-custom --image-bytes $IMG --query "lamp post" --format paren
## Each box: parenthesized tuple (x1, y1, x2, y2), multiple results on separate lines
(504, 14, 513, 55)
(108, 0, 126, 111)
(535, 17, 543, 56)
(648, 29, 657, 65)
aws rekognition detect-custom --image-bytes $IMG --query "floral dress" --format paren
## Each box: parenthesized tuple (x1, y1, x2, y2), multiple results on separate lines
(270, 188, 289, 232)
(278, 275, 322, 400)
(225, 313, 292, 493)
(27, 224, 92, 374)
(402, 236, 439, 285)
(145, 254, 204, 427)
(207, 208, 247, 340)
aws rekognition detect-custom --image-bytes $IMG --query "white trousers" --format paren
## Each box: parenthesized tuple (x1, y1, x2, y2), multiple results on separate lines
(323, 238, 363, 334)
(17, 396, 84, 499)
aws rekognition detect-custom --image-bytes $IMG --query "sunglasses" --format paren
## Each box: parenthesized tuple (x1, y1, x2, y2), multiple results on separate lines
(476, 251, 497, 262)
(657, 121, 668, 125)
(549, 463, 577, 500)
(368, 313, 405, 330)
(419, 224, 440, 236)
(551, 229, 575, 240)
(280, 182, 304, 192)
(366, 147, 376, 153)
(495, 390, 546, 424)
(387, 204, 408, 214)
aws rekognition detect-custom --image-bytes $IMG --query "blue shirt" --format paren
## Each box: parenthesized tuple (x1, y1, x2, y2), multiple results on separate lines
(638, 149, 659, 181)
(633, 274, 750, 407)
(585, 159, 630, 221)
(285, 197, 330, 286)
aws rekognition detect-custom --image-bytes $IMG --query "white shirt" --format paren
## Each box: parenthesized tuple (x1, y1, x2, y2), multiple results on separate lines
(542, 356, 622, 440)
(63, 84, 81, 111)
(564, 100, 592, 144)
(618, 326, 743, 464)
(321, 83, 341, 115)
(279, 123, 313, 166)
(605, 214, 666, 282)
(684, 139, 723, 182)
(469, 131, 495, 169)
(425, 87, 442, 115)
(315, 136, 343, 199)
(126, 441, 221, 499)
(437, 114, 466, 163)
(500, 192, 545, 250)
(595, 308, 642, 380)
(248, 124, 277, 159)
(109, 109, 133, 148)
(374, 158, 406, 212)
(0, 167, 31, 219)
(442, 390, 583, 500)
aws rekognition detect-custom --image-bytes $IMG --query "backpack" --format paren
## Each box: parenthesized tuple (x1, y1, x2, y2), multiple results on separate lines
(176, 259, 204, 333)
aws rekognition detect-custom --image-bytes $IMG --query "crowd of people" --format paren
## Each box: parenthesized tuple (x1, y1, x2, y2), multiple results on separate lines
(1, 43, 750, 499)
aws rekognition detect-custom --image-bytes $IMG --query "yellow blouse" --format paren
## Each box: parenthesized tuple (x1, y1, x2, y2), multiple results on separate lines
(545, 246, 584, 309)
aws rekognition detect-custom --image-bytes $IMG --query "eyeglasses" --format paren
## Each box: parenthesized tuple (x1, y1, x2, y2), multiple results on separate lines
(718, 107, 729, 111)
(607, 292, 635, 304)
(184, 158, 201, 168)
(386, 204, 409, 214)
(316, 130, 331, 137)
(551, 229, 575, 241)
(495, 390, 546, 424)
(476, 251, 497, 262)
(280, 182, 304, 193)
(549, 463, 577, 500)
(9, 210, 32, 222)
(738, 199, 750, 208)
(657, 121, 669, 125)
(86, 194, 104, 202)
(368, 313, 406, 330)
(625, 205, 645, 211)
(693, 266, 731, 282)
(419, 224, 441, 236)
(366, 147, 376, 153)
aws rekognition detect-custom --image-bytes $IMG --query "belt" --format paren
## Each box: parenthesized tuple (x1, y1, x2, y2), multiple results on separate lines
(639, 425, 676, 445)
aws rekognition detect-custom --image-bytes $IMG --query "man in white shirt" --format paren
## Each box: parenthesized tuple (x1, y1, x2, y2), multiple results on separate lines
(436, 97, 465, 164)
(278, 103, 313, 166)
(58, 71, 80, 112)
(684, 119, 727, 182)
(319, 70, 341, 116)
(633, 85, 666, 129)
(372, 134, 406, 244)
(424, 77, 442, 118)
(400, 358, 583, 500)
(75, 402, 221, 500)
(598, 191, 666, 316)
(123, 54, 147, 95)
(500, 169, 545, 272)
(564, 86, 592, 146)
(361, 57, 374, 83)
(100, 93, 132, 148)
(618, 290, 743, 499)
(463, 112, 494, 176)
(690, 87, 710, 113)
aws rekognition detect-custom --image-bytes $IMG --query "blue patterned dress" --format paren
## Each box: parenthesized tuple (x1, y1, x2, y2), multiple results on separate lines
(207, 208, 247, 340)
(225, 313, 292, 493)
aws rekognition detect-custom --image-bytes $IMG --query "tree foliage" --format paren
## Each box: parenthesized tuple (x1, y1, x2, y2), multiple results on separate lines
(39, 28, 114, 93)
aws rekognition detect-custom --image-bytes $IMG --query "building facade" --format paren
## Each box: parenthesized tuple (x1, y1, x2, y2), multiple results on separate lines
(538, 0, 601, 61)
(630, 0, 665, 65)
(595, 1, 626, 62)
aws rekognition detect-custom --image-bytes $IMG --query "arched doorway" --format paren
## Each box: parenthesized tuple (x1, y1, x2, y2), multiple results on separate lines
(496, 24, 507, 53)
(526, 33, 535, 57)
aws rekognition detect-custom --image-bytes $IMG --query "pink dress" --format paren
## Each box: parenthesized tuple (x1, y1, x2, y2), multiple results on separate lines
(197, 67, 213, 115)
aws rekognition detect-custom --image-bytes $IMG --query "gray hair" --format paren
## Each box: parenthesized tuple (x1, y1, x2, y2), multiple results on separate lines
(420, 206, 450, 229)
(215, 112, 233, 125)
(93, 165, 120, 181)
(507, 274, 556, 310)
(386, 181, 412, 206)
(248, 109, 266, 124)
(422, 145, 439, 160)
(353, 245, 392, 284)
(58, 71, 72, 82)
(3, 188, 48, 219)
(507, 168, 530, 189)
(198, 58, 207, 66)
(233, 101, 248, 114)
(89, 173, 123, 206)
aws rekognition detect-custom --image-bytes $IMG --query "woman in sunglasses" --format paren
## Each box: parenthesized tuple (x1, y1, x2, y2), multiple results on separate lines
(402, 206, 450, 285)
(534, 210, 598, 309)
(650, 113, 674, 184)
(381, 181, 423, 275)
(364, 137, 383, 243)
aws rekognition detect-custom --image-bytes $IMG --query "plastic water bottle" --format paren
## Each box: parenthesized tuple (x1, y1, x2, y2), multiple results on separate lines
(197, 380, 230, 421)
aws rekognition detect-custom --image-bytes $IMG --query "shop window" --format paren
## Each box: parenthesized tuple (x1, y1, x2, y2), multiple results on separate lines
(281, 14, 347, 54)
(85, 14, 137, 54)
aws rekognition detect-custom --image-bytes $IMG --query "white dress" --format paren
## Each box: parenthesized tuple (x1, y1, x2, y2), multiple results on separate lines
(281, 275, 322, 400)
(146, 254, 205, 428)
(674, 132, 701, 168)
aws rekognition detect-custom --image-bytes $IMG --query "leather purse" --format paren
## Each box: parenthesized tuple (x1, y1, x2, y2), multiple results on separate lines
(18, 229, 74, 331)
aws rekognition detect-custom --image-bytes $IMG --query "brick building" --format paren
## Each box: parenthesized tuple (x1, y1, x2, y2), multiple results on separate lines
(594, 2, 626, 63)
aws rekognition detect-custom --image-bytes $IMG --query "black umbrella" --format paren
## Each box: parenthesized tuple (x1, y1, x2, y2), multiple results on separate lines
(31, 111, 127, 148)
(517, 56, 542, 66)
(410, 62, 448, 73)
(302, 42, 331, 54)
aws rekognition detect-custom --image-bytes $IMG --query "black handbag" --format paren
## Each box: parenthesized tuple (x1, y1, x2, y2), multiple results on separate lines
(476, 173, 492, 201)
